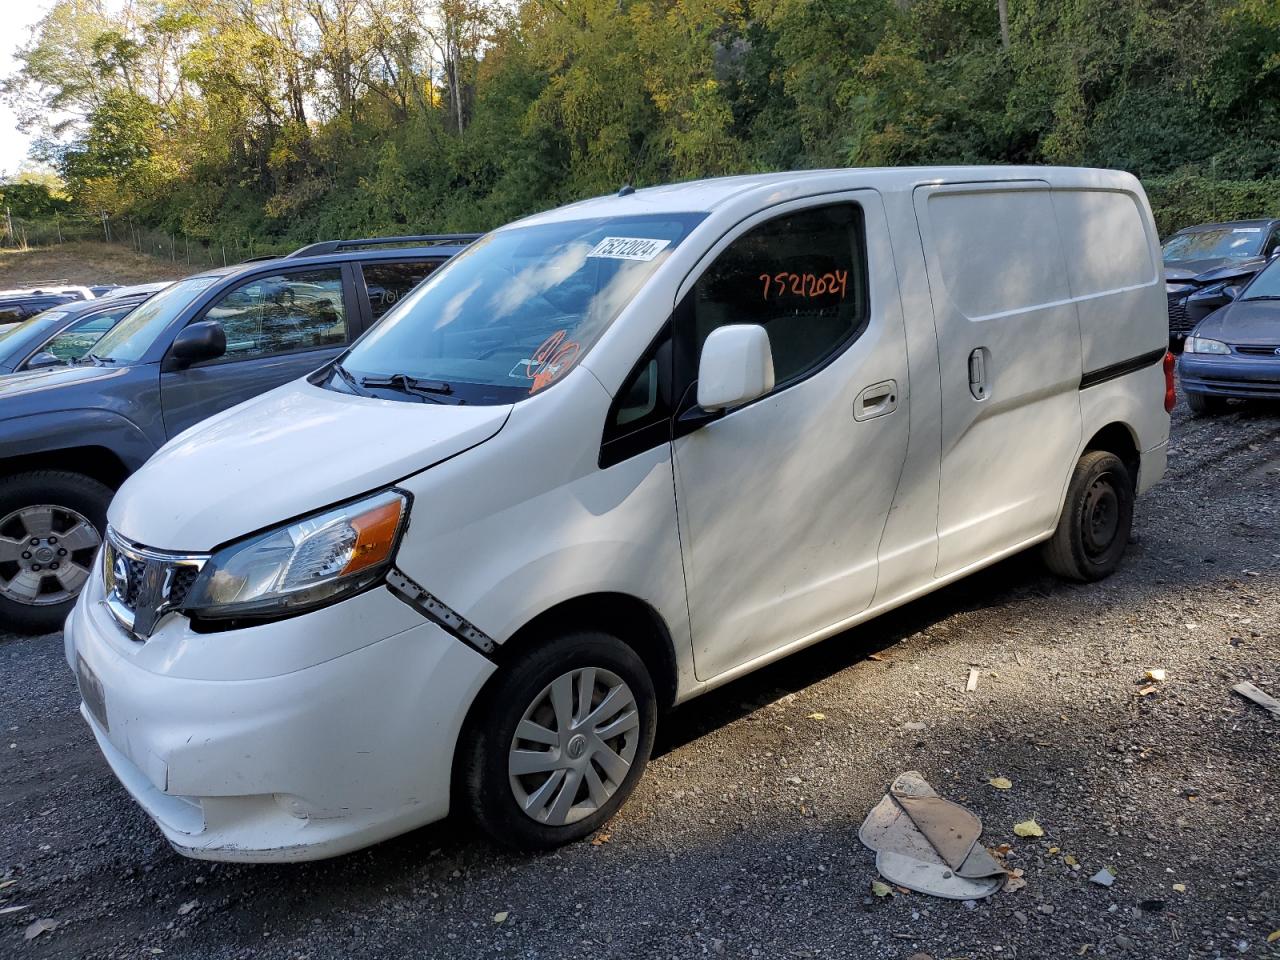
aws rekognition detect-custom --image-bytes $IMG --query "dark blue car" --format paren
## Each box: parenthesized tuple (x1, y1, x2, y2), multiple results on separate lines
(0, 283, 171, 374)
(0, 235, 476, 633)
(1180, 252, 1280, 414)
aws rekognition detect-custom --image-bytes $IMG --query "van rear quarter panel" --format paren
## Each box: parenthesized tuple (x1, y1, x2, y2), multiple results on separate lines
(1050, 184, 1166, 376)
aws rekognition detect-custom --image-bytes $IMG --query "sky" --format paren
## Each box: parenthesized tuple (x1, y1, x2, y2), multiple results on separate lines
(0, 1, 55, 177)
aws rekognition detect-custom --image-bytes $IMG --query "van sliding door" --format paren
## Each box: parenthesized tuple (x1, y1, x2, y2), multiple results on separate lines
(912, 181, 1084, 578)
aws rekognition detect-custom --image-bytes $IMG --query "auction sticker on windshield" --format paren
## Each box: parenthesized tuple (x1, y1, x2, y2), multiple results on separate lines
(588, 237, 672, 261)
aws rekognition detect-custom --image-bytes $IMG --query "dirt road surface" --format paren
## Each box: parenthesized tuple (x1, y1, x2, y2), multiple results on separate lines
(2, 398, 1278, 960)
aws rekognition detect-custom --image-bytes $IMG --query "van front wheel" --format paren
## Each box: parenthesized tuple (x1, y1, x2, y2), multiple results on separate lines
(1042, 450, 1134, 583)
(460, 631, 657, 849)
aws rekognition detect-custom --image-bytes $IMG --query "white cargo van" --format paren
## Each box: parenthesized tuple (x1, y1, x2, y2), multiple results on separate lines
(66, 167, 1172, 861)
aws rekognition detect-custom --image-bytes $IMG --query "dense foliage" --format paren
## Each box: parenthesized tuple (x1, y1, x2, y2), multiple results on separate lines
(4, 0, 1279, 242)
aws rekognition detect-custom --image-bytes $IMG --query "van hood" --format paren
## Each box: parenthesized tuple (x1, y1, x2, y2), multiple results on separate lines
(110, 379, 512, 551)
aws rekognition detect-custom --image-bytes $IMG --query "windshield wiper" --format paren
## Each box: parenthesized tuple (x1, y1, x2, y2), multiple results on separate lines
(359, 372, 462, 404)
(1241, 295, 1280, 301)
(330, 361, 366, 394)
(86, 353, 117, 365)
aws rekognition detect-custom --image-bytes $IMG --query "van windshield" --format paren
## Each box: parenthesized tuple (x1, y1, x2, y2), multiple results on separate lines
(90, 276, 213, 363)
(339, 213, 705, 404)
(1162, 228, 1264, 262)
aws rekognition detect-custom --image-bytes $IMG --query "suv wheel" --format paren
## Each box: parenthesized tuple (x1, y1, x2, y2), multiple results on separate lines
(1042, 450, 1134, 583)
(460, 631, 657, 849)
(0, 471, 111, 635)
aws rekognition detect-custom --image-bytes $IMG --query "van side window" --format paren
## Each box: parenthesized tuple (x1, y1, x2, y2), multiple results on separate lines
(686, 203, 869, 387)
(599, 326, 673, 468)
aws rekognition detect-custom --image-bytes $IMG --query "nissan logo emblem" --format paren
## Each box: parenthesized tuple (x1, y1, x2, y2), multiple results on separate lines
(112, 553, 130, 597)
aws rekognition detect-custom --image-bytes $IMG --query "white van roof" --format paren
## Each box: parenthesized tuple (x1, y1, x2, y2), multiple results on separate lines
(513, 166, 1143, 227)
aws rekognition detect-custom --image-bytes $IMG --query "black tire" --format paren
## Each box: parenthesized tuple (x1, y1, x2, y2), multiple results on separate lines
(459, 631, 657, 850)
(0, 470, 112, 635)
(1042, 451, 1134, 583)
(1186, 391, 1228, 416)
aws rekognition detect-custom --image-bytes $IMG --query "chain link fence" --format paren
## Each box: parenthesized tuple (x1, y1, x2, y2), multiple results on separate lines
(1, 211, 291, 267)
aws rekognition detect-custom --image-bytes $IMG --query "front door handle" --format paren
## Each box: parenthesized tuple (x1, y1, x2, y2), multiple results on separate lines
(854, 379, 898, 421)
(968, 348, 989, 400)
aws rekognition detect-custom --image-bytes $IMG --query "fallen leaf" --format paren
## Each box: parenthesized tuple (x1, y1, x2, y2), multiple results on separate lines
(989, 776, 1013, 790)
(590, 833, 611, 846)
(1136, 685, 1158, 697)
(1013, 819, 1044, 838)
(0, 879, 16, 890)
(1003, 875, 1027, 893)
(1047, 846, 1060, 855)
(24, 919, 56, 941)
(1267, 930, 1280, 944)
(493, 911, 509, 923)
(177, 900, 198, 916)
(867, 653, 885, 662)
(1172, 883, 1186, 893)
(0, 905, 30, 915)
(806, 712, 825, 720)
(870, 880, 892, 898)
(1064, 854, 1079, 867)
(1145, 668, 1167, 682)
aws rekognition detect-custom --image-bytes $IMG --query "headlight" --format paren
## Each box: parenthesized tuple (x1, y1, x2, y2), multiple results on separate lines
(182, 489, 410, 620)
(1184, 336, 1230, 355)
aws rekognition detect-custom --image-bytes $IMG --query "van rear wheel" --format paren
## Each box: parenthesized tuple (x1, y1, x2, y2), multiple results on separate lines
(1042, 450, 1134, 583)
(459, 631, 657, 849)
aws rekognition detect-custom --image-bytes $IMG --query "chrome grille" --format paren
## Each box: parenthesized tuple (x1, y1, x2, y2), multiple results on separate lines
(102, 529, 209, 640)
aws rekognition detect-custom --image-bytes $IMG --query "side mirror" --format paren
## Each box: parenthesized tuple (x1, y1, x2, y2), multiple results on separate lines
(168, 320, 226, 369)
(25, 351, 64, 370)
(696, 324, 775, 412)
(1223, 284, 1242, 301)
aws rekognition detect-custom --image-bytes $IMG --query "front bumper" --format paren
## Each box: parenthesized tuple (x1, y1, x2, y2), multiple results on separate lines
(1179, 354, 1280, 400)
(66, 575, 495, 862)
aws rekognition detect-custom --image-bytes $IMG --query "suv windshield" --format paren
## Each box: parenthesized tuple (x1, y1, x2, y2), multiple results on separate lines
(0, 310, 68, 344)
(90, 276, 213, 363)
(340, 213, 705, 404)
(1163, 228, 1265, 262)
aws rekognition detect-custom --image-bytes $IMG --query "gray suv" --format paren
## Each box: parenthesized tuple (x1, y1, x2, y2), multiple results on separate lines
(0, 235, 477, 633)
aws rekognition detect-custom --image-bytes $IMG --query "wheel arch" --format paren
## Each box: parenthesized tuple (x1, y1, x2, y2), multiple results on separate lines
(1081, 421, 1140, 488)
(489, 592, 679, 711)
(0, 445, 132, 490)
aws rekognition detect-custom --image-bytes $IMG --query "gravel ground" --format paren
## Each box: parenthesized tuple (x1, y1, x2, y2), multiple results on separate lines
(2, 397, 1278, 960)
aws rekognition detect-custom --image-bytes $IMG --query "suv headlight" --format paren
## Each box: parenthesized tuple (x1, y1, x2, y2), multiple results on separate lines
(1184, 336, 1230, 355)
(182, 489, 410, 621)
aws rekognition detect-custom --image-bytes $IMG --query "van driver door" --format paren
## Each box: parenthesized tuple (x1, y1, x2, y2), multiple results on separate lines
(671, 191, 911, 681)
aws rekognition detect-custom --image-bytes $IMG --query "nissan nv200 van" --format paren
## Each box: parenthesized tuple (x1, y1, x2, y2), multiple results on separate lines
(66, 167, 1173, 861)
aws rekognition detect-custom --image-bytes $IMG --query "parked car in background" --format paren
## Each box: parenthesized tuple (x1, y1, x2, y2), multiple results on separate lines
(0, 282, 172, 374)
(0, 234, 476, 633)
(65, 167, 1172, 862)
(0, 284, 97, 325)
(1180, 251, 1280, 414)
(1163, 219, 1280, 342)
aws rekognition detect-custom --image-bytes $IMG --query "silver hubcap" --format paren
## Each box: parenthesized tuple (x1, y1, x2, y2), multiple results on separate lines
(508, 667, 640, 826)
(0, 505, 101, 606)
